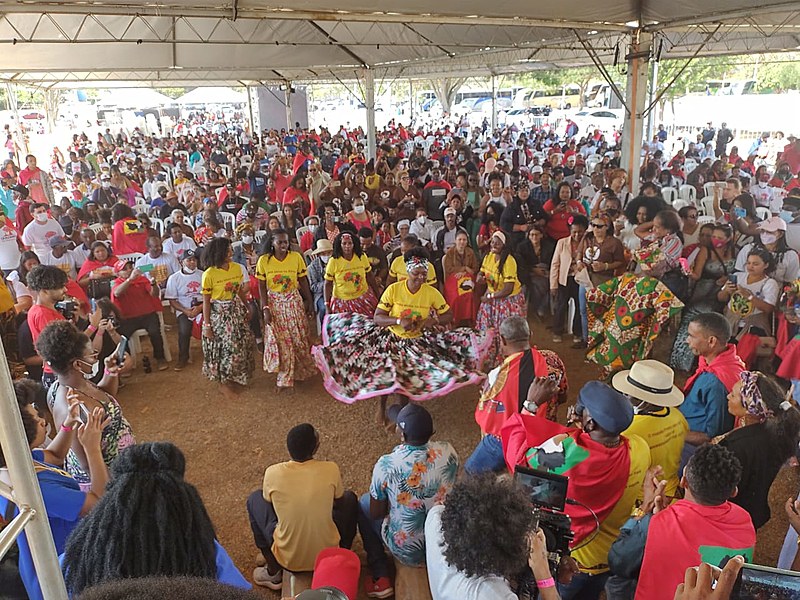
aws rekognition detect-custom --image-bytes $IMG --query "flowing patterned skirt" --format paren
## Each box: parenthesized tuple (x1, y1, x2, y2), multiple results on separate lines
(330, 289, 378, 316)
(202, 298, 256, 386)
(264, 289, 317, 387)
(476, 292, 527, 369)
(312, 313, 493, 404)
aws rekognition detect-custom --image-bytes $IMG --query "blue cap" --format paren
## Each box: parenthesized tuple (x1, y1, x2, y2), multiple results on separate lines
(386, 403, 434, 442)
(576, 381, 633, 435)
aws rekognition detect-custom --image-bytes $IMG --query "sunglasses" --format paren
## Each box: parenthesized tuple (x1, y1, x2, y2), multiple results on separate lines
(590, 222, 607, 228)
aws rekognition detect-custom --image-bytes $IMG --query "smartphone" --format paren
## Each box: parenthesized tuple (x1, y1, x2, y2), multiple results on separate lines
(733, 207, 747, 219)
(138, 263, 155, 273)
(732, 563, 800, 599)
(115, 335, 128, 365)
(78, 403, 90, 426)
(332, 180, 341, 187)
(90, 298, 97, 312)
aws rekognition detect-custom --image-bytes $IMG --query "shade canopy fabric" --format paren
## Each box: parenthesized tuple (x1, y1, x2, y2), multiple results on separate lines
(97, 88, 175, 108)
(175, 87, 247, 105)
(0, 1, 799, 87)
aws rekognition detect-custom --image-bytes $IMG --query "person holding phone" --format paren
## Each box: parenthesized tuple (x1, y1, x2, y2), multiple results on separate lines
(34, 320, 134, 489)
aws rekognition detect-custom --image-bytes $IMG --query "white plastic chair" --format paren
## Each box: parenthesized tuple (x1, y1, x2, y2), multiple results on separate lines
(295, 226, 309, 245)
(683, 159, 698, 175)
(129, 312, 172, 363)
(661, 187, 678, 204)
(756, 206, 771, 221)
(254, 230, 268, 245)
(149, 217, 165, 237)
(673, 199, 689, 212)
(697, 215, 716, 225)
(231, 240, 243, 252)
(89, 223, 104, 234)
(117, 252, 144, 264)
(700, 197, 715, 217)
(219, 211, 236, 230)
(219, 164, 232, 179)
(702, 182, 717, 199)
(678, 185, 697, 203)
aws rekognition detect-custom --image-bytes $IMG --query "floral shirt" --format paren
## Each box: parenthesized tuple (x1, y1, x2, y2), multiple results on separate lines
(369, 441, 458, 566)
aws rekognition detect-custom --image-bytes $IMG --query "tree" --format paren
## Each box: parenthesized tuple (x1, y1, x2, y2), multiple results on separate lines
(430, 78, 467, 113)
(43, 89, 62, 133)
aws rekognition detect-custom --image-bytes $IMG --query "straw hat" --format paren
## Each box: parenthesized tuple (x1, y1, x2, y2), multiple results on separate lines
(611, 360, 684, 407)
(312, 239, 333, 255)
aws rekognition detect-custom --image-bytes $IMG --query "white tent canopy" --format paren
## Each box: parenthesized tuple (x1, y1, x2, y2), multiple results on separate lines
(96, 87, 175, 108)
(0, 1, 799, 87)
(175, 87, 247, 105)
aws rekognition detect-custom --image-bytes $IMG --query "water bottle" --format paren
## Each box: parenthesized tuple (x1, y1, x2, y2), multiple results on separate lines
(142, 356, 152, 374)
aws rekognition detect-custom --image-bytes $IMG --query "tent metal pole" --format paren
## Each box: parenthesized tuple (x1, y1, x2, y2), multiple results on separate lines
(365, 68, 376, 162)
(646, 60, 658, 142)
(0, 335, 68, 600)
(284, 81, 292, 131)
(490, 74, 497, 132)
(409, 80, 414, 123)
(619, 30, 652, 197)
(245, 84, 255, 136)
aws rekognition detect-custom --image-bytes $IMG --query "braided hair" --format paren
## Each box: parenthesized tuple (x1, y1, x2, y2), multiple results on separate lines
(62, 442, 218, 595)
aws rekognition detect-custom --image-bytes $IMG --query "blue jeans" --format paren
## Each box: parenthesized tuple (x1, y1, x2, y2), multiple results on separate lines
(558, 571, 610, 600)
(578, 284, 589, 343)
(357, 493, 390, 579)
(464, 435, 506, 475)
(315, 295, 326, 330)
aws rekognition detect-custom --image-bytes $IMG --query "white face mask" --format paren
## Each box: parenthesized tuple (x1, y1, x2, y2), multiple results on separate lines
(34, 212, 48, 223)
(241, 235, 254, 245)
(102, 181, 111, 189)
(417, 216, 426, 225)
(308, 225, 318, 233)
(760, 232, 779, 245)
(79, 359, 100, 380)
(757, 181, 768, 189)
(320, 254, 331, 264)
(183, 266, 197, 274)
(354, 205, 366, 214)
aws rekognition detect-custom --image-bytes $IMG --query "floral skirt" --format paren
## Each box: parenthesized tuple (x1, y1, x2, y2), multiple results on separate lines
(202, 298, 255, 386)
(264, 289, 317, 387)
(330, 289, 378, 316)
(476, 292, 527, 369)
(312, 313, 493, 404)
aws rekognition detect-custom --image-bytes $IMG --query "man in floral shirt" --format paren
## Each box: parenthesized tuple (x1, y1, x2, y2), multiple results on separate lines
(357, 404, 458, 599)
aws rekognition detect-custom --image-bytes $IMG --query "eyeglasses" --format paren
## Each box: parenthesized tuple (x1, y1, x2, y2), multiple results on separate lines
(590, 222, 606, 228)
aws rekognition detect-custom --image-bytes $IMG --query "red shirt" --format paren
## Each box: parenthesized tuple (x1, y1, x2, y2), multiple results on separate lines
(542, 199, 586, 240)
(27, 304, 66, 374)
(111, 276, 161, 319)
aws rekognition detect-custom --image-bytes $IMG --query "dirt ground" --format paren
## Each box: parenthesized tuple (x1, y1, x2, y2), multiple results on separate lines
(118, 315, 799, 599)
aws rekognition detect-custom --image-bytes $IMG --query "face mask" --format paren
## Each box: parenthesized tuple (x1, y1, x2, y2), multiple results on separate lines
(780, 210, 794, 224)
(78, 359, 100, 380)
(417, 216, 426, 225)
(320, 254, 331, 264)
(241, 235, 254, 245)
(183, 266, 197, 274)
(760, 232, 779, 245)
(102, 181, 111, 189)
(757, 181, 768, 189)
(354, 205, 366, 214)
(308, 225, 317, 233)
(34, 212, 48, 223)
(711, 238, 727, 249)
(458, 154, 465, 161)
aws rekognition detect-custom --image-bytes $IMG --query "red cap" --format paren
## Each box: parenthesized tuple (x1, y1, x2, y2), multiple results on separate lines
(311, 548, 360, 600)
(113, 259, 131, 273)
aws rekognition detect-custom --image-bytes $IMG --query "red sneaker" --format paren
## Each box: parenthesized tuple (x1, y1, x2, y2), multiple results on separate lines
(365, 576, 394, 598)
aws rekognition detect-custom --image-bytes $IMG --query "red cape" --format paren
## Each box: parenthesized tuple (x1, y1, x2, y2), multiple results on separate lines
(684, 344, 744, 394)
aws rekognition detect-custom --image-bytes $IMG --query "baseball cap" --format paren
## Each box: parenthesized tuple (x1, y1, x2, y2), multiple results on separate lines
(48, 235, 70, 248)
(444, 207, 456, 217)
(576, 381, 633, 434)
(531, 165, 544, 174)
(113, 259, 132, 274)
(759, 216, 787, 232)
(180, 248, 198, 261)
(100, 173, 111, 181)
(0, 170, 12, 179)
(386, 403, 434, 442)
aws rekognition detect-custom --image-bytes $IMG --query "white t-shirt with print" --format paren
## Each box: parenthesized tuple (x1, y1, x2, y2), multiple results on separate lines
(0, 222, 20, 270)
(21, 219, 65, 258)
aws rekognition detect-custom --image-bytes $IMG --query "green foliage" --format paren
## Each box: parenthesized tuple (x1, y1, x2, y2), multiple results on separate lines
(157, 87, 187, 99)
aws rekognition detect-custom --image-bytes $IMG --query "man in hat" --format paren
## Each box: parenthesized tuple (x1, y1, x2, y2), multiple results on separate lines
(91, 173, 120, 208)
(358, 404, 458, 599)
(308, 238, 333, 329)
(164, 248, 204, 370)
(159, 190, 188, 221)
(502, 381, 651, 599)
(40, 235, 79, 279)
(465, 315, 567, 474)
(613, 360, 688, 499)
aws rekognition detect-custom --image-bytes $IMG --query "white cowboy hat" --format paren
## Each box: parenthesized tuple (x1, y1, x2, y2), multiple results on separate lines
(611, 360, 684, 407)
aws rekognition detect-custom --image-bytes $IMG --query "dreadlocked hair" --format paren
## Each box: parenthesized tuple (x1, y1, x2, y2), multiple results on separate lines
(62, 442, 218, 595)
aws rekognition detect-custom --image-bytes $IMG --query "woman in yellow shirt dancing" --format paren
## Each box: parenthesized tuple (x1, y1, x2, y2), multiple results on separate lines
(324, 232, 382, 316)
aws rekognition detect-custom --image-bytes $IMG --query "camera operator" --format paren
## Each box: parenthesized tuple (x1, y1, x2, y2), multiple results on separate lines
(27, 265, 100, 389)
(425, 473, 574, 600)
(502, 381, 651, 600)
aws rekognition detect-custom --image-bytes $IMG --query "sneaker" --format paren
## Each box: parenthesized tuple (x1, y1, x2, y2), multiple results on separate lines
(571, 341, 587, 349)
(572, 335, 583, 344)
(552, 335, 563, 343)
(253, 566, 282, 590)
(156, 360, 169, 371)
(365, 577, 394, 599)
(173, 360, 187, 372)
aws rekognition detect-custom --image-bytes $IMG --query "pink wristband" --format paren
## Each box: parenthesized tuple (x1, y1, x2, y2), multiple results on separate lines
(104, 369, 118, 377)
(60, 424, 74, 432)
(537, 577, 555, 589)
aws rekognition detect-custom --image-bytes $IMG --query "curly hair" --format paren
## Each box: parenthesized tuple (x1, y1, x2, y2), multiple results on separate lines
(202, 237, 232, 269)
(623, 195, 669, 225)
(35, 320, 89, 374)
(75, 577, 260, 600)
(332, 231, 363, 259)
(27, 265, 68, 292)
(63, 442, 218, 595)
(440, 474, 535, 579)
(685, 443, 742, 506)
(110, 203, 133, 223)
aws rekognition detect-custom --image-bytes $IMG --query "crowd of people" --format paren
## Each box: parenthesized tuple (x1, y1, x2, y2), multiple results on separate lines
(1, 111, 800, 600)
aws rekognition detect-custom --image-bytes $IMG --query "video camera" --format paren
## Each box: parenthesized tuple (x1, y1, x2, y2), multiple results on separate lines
(54, 299, 78, 320)
(514, 466, 574, 578)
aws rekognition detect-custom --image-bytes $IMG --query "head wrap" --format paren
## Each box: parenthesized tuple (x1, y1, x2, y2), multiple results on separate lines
(491, 230, 507, 245)
(397, 219, 411, 229)
(738, 371, 772, 421)
(405, 255, 429, 273)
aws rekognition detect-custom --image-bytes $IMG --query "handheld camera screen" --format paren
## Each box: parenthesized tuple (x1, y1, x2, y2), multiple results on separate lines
(514, 466, 568, 512)
(733, 563, 800, 599)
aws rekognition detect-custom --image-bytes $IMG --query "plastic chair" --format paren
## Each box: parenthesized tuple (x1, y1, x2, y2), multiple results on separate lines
(89, 223, 104, 234)
(756, 206, 771, 221)
(117, 252, 144, 264)
(661, 187, 677, 204)
(219, 164, 232, 178)
(683, 159, 698, 175)
(678, 185, 697, 203)
(150, 217, 165, 236)
(700, 197, 715, 217)
(255, 230, 268, 245)
(129, 312, 172, 363)
(295, 226, 309, 245)
(219, 211, 236, 230)
(702, 182, 717, 199)
(697, 215, 716, 225)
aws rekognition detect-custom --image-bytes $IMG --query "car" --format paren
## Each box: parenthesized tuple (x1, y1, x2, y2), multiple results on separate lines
(570, 109, 623, 138)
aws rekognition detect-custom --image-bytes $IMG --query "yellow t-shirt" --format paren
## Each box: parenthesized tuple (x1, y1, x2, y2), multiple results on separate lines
(0, 278, 13, 313)
(201, 262, 248, 301)
(480, 252, 521, 296)
(571, 434, 650, 573)
(263, 459, 344, 572)
(324, 254, 371, 300)
(377, 280, 450, 339)
(388, 255, 437, 285)
(623, 408, 688, 499)
(256, 251, 307, 293)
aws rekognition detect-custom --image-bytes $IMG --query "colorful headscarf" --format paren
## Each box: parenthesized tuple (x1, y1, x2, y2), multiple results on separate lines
(738, 371, 772, 421)
(405, 255, 429, 273)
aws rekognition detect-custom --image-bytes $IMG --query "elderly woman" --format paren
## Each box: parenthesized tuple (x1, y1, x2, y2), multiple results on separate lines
(35, 320, 134, 487)
(442, 229, 478, 326)
(256, 229, 316, 390)
(476, 230, 527, 368)
(313, 247, 491, 420)
(324, 231, 381, 316)
(201, 237, 256, 396)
